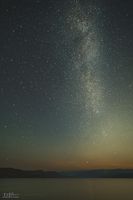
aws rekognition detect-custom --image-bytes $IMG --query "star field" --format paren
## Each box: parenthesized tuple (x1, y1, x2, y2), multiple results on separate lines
(0, 0, 133, 170)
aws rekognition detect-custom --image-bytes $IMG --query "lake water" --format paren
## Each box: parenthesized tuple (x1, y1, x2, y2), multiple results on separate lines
(0, 179, 133, 200)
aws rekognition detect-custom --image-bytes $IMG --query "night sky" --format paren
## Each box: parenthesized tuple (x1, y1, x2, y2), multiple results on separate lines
(0, 0, 133, 170)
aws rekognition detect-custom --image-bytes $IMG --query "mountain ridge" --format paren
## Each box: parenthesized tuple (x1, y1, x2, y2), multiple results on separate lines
(0, 168, 133, 178)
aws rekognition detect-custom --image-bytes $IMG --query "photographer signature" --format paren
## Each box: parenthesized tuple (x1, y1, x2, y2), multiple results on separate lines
(0, 192, 20, 199)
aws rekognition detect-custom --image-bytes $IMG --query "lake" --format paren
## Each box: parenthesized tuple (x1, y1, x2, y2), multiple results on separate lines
(0, 179, 133, 200)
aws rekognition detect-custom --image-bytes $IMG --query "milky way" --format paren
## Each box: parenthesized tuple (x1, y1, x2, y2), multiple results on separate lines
(69, 1, 104, 114)
(65, 1, 105, 143)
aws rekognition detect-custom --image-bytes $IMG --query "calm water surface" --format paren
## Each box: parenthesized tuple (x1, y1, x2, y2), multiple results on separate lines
(0, 179, 133, 200)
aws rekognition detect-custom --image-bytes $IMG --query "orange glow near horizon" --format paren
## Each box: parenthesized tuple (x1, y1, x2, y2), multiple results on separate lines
(2, 159, 133, 171)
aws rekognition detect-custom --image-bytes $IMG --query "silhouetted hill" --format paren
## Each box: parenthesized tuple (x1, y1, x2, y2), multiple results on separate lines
(61, 169, 133, 178)
(0, 168, 63, 178)
(0, 168, 133, 178)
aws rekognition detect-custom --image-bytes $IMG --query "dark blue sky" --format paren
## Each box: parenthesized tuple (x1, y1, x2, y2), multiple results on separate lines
(0, 0, 133, 170)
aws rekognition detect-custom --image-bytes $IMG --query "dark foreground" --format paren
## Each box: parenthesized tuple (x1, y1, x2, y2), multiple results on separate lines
(0, 178, 133, 200)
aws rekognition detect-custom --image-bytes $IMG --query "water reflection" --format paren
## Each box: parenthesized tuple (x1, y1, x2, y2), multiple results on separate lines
(0, 179, 133, 200)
